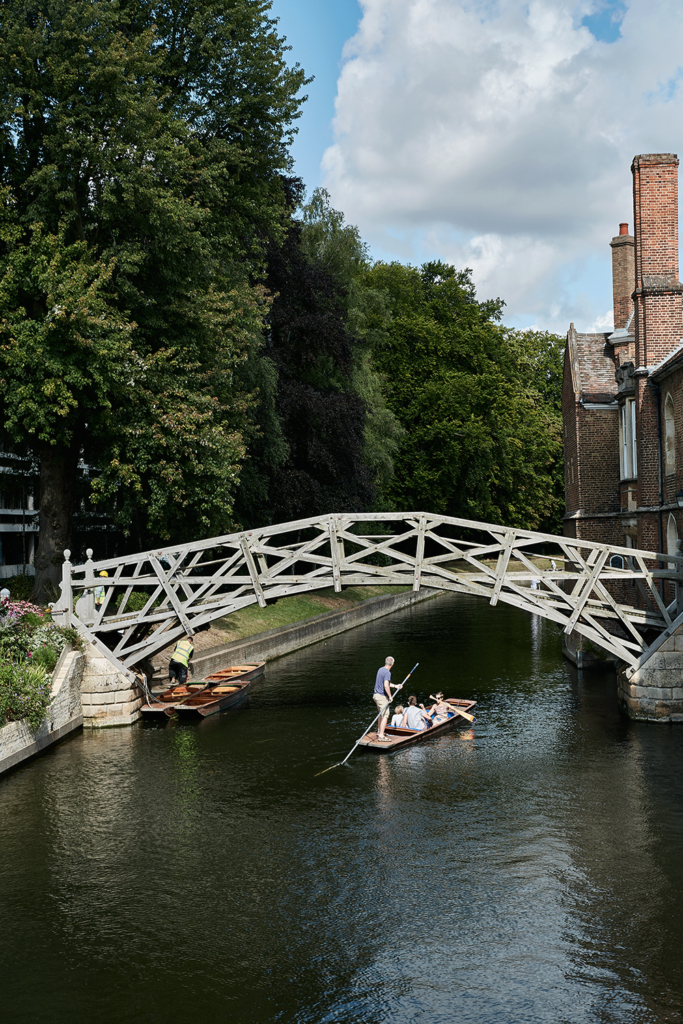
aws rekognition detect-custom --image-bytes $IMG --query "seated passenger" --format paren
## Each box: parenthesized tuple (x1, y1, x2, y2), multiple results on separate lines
(402, 695, 430, 731)
(426, 692, 453, 726)
(390, 705, 405, 728)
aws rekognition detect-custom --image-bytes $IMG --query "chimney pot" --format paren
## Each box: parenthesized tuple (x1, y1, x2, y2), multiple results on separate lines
(619, 223, 629, 235)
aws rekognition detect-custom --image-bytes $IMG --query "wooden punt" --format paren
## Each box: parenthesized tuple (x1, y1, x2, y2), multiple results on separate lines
(140, 684, 208, 719)
(170, 679, 250, 718)
(140, 662, 265, 719)
(357, 698, 477, 752)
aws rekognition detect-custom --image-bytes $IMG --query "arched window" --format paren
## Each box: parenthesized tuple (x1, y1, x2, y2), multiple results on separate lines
(667, 513, 679, 570)
(665, 393, 676, 474)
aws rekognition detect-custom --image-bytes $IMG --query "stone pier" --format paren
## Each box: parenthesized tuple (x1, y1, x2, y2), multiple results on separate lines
(80, 643, 143, 728)
(618, 628, 683, 722)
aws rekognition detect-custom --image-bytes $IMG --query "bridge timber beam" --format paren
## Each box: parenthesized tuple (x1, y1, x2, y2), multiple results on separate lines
(50, 513, 683, 676)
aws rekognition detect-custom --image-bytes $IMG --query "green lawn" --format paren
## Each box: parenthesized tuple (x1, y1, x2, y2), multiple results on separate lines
(212, 585, 410, 643)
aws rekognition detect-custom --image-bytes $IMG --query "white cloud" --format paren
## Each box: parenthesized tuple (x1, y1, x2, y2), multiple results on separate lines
(322, 0, 683, 333)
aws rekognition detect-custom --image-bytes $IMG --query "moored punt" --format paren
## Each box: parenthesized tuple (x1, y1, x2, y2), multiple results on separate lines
(140, 684, 208, 719)
(357, 698, 476, 753)
(171, 680, 250, 719)
(140, 663, 265, 719)
(203, 663, 265, 684)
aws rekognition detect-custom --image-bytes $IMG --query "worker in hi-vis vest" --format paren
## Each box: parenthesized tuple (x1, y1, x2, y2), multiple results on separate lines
(94, 571, 108, 611)
(169, 636, 194, 687)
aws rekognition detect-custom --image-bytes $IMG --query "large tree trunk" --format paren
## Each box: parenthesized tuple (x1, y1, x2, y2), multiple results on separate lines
(32, 443, 79, 604)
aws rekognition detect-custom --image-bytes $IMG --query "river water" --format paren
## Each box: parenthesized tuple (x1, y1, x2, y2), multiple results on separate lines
(3, 593, 683, 1023)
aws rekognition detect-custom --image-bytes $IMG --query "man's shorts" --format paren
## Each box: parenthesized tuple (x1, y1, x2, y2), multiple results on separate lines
(169, 659, 188, 685)
(373, 692, 391, 720)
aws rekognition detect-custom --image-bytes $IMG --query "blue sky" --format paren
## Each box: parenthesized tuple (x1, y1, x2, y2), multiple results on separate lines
(270, 0, 362, 195)
(269, 1, 683, 334)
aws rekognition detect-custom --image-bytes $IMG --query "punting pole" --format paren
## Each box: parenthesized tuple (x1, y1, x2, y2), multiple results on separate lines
(314, 662, 419, 777)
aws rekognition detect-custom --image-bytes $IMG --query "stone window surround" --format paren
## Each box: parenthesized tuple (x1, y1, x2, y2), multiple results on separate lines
(619, 396, 638, 481)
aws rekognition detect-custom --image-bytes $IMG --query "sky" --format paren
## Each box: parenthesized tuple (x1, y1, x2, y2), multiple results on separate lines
(270, 0, 683, 334)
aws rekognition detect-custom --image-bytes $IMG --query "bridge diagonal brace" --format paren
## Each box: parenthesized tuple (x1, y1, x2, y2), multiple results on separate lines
(635, 554, 672, 626)
(590, 577, 648, 649)
(70, 614, 137, 683)
(329, 518, 343, 593)
(239, 535, 268, 608)
(490, 530, 515, 606)
(413, 515, 426, 592)
(150, 555, 195, 635)
(512, 547, 645, 650)
(564, 549, 609, 634)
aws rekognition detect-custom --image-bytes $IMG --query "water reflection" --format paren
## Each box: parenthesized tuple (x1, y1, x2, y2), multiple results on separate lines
(2, 595, 683, 1022)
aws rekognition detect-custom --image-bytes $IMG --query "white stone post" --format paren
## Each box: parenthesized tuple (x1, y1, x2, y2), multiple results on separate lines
(74, 548, 95, 624)
(51, 550, 73, 627)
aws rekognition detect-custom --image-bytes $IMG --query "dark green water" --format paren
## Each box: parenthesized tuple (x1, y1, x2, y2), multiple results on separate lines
(3, 594, 683, 1023)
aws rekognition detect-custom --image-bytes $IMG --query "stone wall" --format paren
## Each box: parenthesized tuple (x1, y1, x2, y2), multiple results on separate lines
(618, 628, 683, 721)
(81, 644, 143, 728)
(0, 646, 84, 777)
(563, 629, 619, 669)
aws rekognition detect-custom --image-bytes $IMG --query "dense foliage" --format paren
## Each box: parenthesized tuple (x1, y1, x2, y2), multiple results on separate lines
(0, 599, 82, 729)
(0, 0, 307, 595)
(363, 262, 565, 532)
(236, 182, 374, 525)
(0, 2, 566, 581)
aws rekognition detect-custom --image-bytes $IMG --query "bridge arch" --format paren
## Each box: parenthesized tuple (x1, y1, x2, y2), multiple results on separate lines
(51, 513, 683, 681)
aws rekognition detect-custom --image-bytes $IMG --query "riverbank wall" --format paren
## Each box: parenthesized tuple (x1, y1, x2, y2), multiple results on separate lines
(153, 587, 440, 683)
(0, 646, 84, 777)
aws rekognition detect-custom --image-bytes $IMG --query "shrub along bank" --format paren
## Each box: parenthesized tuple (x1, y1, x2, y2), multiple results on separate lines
(0, 601, 82, 729)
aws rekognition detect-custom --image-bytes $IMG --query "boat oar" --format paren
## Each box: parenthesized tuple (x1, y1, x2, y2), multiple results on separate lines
(314, 662, 420, 777)
(428, 695, 476, 724)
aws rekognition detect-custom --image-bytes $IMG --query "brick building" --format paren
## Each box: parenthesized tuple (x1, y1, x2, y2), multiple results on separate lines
(563, 153, 683, 570)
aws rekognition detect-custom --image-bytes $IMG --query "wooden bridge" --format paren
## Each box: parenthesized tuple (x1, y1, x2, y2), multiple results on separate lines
(51, 512, 683, 683)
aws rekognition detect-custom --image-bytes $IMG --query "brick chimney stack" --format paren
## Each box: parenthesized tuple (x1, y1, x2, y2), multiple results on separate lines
(610, 222, 634, 330)
(632, 153, 683, 367)
(631, 154, 683, 537)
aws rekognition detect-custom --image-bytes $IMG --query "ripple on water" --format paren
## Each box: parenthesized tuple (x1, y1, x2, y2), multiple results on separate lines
(1, 595, 683, 1023)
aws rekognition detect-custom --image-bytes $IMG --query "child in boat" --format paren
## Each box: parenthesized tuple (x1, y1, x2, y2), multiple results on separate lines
(390, 705, 405, 727)
(426, 692, 453, 726)
(401, 695, 430, 731)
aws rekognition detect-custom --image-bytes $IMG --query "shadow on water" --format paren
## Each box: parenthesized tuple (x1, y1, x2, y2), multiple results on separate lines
(2, 594, 683, 1022)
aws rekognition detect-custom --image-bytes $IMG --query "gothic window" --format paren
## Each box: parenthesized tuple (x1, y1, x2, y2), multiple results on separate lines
(668, 513, 679, 570)
(619, 398, 637, 480)
(665, 392, 676, 474)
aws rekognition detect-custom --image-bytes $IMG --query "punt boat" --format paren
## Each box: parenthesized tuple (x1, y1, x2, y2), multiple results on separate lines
(170, 679, 250, 718)
(357, 698, 477, 753)
(140, 662, 265, 719)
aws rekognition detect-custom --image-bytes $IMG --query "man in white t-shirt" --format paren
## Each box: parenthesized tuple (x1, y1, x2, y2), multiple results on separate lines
(402, 695, 429, 731)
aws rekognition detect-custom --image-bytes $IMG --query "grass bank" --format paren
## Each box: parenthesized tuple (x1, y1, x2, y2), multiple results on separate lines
(154, 585, 413, 663)
(210, 585, 411, 644)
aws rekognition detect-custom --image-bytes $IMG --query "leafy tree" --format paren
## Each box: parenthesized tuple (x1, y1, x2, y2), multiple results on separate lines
(366, 261, 564, 532)
(0, 0, 307, 598)
(299, 189, 404, 509)
(234, 180, 374, 526)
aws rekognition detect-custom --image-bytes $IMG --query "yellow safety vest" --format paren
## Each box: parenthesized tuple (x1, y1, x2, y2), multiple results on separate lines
(172, 639, 194, 667)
